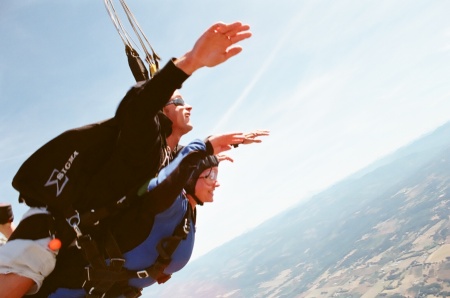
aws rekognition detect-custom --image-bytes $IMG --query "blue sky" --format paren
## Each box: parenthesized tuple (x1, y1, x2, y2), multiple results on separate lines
(1, 0, 450, 290)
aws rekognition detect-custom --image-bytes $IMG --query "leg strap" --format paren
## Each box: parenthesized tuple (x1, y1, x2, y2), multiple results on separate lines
(81, 230, 125, 297)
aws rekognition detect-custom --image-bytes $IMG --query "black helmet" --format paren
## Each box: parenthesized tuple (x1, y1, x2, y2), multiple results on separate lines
(185, 155, 219, 205)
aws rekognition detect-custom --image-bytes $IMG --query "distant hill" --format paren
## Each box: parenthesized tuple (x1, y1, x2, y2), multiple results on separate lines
(144, 121, 450, 298)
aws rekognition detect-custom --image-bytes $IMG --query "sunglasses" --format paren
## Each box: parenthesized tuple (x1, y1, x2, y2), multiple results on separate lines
(165, 97, 185, 107)
(198, 168, 219, 185)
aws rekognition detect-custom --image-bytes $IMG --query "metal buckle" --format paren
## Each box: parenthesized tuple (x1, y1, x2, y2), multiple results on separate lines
(66, 211, 80, 226)
(110, 258, 126, 269)
(137, 270, 149, 279)
(183, 218, 190, 234)
(66, 211, 83, 238)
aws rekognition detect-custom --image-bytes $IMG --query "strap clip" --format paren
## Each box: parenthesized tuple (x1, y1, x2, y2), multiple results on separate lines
(136, 270, 149, 279)
(182, 218, 190, 234)
(66, 211, 83, 238)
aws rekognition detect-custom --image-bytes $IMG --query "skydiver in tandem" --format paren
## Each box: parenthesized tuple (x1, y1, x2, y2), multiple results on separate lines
(29, 130, 269, 297)
(0, 20, 264, 298)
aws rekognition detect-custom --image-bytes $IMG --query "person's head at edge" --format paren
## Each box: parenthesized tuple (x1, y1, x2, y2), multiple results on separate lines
(0, 203, 14, 239)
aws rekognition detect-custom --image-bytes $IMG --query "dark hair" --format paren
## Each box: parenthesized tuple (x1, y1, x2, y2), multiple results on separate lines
(0, 204, 14, 224)
(185, 155, 219, 200)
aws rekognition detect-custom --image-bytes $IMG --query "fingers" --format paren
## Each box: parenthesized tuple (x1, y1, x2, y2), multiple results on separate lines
(211, 22, 227, 32)
(229, 32, 252, 45)
(245, 130, 270, 138)
(213, 22, 252, 47)
(244, 130, 270, 139)
(184, 21, 251, 70)
(208, 133, 245, 154)
(214, 22, 250, 35)
(228, 134, 245, 147)
(217, 144, 233, 154)
(216, 154, 234, 163)
(225, 47, 243, 60)
(223, 25, 252, 46)
(241, 129, 270, 145)
(209, 130, 268, 152)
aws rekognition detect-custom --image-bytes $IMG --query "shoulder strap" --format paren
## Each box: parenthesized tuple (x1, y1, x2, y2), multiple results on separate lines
(81, 202, 193, 296)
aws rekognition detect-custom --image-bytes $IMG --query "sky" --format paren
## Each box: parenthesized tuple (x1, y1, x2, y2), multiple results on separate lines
(1, 0, 450, 290)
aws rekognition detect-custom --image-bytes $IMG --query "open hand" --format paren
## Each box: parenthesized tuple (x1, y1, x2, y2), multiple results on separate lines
(207, 132, 245, 154)
(207, 130, 270, 153)
(241, 130, 270, 145)
(175, 22, 252, 74)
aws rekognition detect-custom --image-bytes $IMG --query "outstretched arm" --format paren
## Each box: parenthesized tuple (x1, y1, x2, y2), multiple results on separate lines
(207, 130, 270, 154)
(115, 21, 251, 171)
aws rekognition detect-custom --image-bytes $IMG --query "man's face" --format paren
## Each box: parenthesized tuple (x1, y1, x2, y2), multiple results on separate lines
(163, 91, 193, 136)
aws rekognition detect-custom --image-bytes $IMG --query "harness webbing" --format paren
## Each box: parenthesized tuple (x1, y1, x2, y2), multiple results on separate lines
(69, 4, 167, 296)
(81, 202, 194, 297)
(81, 230, 124, 297)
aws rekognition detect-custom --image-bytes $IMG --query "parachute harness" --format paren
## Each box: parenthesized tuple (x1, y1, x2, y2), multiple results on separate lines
(71, 2, 172, 297)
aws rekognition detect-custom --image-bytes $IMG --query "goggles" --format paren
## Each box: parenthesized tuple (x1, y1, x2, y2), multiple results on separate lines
(165, 97, 185, 107)
(198, 168, 219, 185)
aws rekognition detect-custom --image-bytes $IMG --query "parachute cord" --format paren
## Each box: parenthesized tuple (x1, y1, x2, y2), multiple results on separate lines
(118, 0, 160, 71)
(103, 0, 133, 49)
(104, 0, 161, 77)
